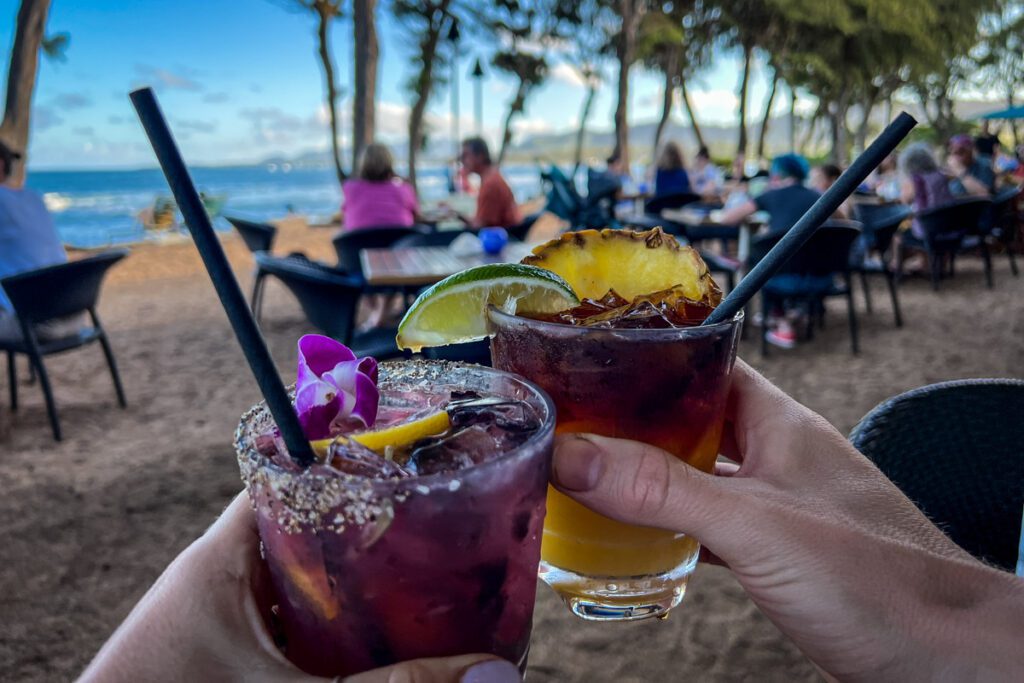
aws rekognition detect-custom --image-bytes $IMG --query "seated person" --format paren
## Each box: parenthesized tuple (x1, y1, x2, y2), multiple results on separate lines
(341, 143, 418, 231)
(0, 141, 70, 342)
(809, 163, 852, 219)
(891, 142, 955, 273)
(719, 153, 822, 349)
(947, 134, 994, 197)
(719, 153, 820, 237)
(653, 141, 691, 197)
(453, 137, 521, 229)
(689, 146, 724, 199)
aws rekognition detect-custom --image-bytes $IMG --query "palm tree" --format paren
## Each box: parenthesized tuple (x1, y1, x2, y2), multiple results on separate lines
(0, 0, 56, 188)
(276, 0, 347, 184)
(352, 0, 378, 169)
(492, 50, 548, 164)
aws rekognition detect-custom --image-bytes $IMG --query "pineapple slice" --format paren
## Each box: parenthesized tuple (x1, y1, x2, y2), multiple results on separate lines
(522, 227, 721, 304)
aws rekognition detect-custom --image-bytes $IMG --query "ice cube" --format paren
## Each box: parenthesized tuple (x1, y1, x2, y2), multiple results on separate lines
(327, 438, 413, 479)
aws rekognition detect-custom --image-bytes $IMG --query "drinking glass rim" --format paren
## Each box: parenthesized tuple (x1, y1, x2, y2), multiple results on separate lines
(234, 359, 556, 494)
(486, 304, 744, 338)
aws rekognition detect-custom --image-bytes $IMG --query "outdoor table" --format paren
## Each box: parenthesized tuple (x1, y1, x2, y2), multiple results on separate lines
(659, 207, 770, 264)
(360, 242, 536, 287)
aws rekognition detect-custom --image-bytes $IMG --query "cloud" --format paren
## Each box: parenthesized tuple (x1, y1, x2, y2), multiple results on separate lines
(134, 64, 203, 91)
(688, 88, 740, 112)
(174, 118, 218, 134)
(550, 62, 586, 88)
(72, 126, 95, 137)
(203, 92, 230, 104)
(108, 115, 126, 125)
(239, 107, 326, 145)
(33, 106, 64, 131)
(52, 92, 92, 110)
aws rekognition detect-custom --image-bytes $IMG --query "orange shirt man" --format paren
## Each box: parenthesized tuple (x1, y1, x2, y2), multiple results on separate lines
(459, 137, 521, 229)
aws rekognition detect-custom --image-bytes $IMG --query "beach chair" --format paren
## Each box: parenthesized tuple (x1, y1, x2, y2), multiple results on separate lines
(852, 203, 911, 327)
(0, 249, 129, 441)
(850, 378, 1024, 572)
(253, 253, 403, 359)
(752, 221, 861, 355)
(225, 216, 277, 322)
(332, 226, 429, 278)
(984, 186, 1020, 278)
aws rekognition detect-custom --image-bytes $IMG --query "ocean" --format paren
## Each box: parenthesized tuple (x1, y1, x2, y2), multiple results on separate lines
(27, 164, 546, 248)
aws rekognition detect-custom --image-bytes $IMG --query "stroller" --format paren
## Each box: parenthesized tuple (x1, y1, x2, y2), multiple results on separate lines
(540, 165, 622, 231)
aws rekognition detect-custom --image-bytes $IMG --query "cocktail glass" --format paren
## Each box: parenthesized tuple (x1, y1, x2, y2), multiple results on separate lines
(234, 361, 555, 677)
(488, 306, 742, 621)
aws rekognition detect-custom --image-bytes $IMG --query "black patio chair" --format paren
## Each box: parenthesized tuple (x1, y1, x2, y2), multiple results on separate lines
(849, 378, 1024, 572)
(643, 191, 701, 215)
(225, 216, 277, 322)
(852, 202, 911, 327)
(253, 252, 403, 359)
(0, 249, 129, 441)
(987, 185, 1020, 277)
(331, 226, 429, 278)
(906, 198, 991, 290)
(394, 230, 467, 248)
(752, 221, 861, 356)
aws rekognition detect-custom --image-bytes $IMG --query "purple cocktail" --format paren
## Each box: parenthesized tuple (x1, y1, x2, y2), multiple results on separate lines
(234, 360, 554, 677)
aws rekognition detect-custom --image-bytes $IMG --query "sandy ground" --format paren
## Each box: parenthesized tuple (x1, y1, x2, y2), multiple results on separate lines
(1, 221, 1022, 681)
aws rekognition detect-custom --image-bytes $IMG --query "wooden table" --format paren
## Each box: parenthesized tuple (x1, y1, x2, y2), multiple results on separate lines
(360, 242, 536, 287)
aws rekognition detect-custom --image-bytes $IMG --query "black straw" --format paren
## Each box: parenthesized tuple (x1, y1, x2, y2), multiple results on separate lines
(703, 111, 917, 326)
(130, 87, 316, 467)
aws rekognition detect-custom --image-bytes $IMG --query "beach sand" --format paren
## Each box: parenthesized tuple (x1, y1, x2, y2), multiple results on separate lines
(1, 221, 1022, 681)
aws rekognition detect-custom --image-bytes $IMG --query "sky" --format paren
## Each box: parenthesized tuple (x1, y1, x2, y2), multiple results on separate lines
(0, 0, 797, 170)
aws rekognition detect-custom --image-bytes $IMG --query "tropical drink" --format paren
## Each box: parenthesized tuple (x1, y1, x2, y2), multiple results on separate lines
(235, 348, 555, 676)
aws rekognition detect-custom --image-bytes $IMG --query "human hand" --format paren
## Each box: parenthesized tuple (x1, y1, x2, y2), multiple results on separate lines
(551, 361, 1024, 682)
(80, 493, 521, 683)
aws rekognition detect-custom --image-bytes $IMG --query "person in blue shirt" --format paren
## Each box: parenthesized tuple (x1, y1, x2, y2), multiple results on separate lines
(719, 153, 822, 349)
(0, 140, 70, 341)
(653, 141, 691, 197)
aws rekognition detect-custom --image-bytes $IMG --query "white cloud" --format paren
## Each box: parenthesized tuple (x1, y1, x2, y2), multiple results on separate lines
(550, 62, 585, 88)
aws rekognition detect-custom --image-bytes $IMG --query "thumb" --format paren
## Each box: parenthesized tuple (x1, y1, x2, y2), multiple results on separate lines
(551, 433, 731, 539)
(343, 655, 520, 683)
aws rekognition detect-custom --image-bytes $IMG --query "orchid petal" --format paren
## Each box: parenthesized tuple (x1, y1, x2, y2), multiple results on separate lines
(293, 334, 380, 440)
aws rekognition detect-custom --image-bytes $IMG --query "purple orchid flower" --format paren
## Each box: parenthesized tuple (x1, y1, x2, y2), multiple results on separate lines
(294, 334, 379, 440)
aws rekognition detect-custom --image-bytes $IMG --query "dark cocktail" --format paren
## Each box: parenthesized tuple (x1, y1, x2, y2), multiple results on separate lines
(487, 228, 742, 620)
(235, 358, 554, 677)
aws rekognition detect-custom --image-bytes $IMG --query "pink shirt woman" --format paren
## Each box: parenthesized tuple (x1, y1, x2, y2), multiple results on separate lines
(341, 142, 419, 231)
(341, 178, 418, 231)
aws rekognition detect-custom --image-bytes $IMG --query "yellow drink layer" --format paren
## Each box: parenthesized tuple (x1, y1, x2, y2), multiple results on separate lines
(541, 418, 724, 577)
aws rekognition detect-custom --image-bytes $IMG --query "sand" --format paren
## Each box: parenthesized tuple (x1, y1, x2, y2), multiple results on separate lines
(1, 221, 1022, 681)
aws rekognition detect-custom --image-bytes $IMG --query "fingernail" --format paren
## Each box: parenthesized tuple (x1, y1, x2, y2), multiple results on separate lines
(552, 436, 604, 492)
(460, 659, 521, 683)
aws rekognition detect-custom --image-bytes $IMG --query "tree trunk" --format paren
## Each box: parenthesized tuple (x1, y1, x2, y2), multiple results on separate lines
(1008, 90, 1020, 148)
(788, 83, 797, 151)
(679, 78, 705, 149)
(853, 92, 877, 157)
(652, 59, 677, 162)
(406, 2, 451, 194)
(498, 83, 527, 165)
(316, 4, 346, 185)
(0, 0, 51, 188)
(799, 103, 822, 156)
(352, 0, 378, 170)
(613, 0, 643, 170)
(735, 43, 752, 159)
(573, 83, 597, 175)
(756, 68, 779, 161)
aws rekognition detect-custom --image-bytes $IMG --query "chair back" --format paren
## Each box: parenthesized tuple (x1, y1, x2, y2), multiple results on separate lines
(850, 379, 1024, 571)
(1, 249, 128, 323)
(332, 226, 427, 275)
(225, 216, 277, 253)
(394, 230, 467, 248)
(254, 253, 364, 343)
(644, 192, 701, 215)
(750, 221, 861, 276)
(915, 198, 992, 243)
(853, 203, 912, 253)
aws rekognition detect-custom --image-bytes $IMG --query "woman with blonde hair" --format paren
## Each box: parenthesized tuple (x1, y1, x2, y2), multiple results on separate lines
(341, 143, 418, 231)
(653, 140, 691, 197)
